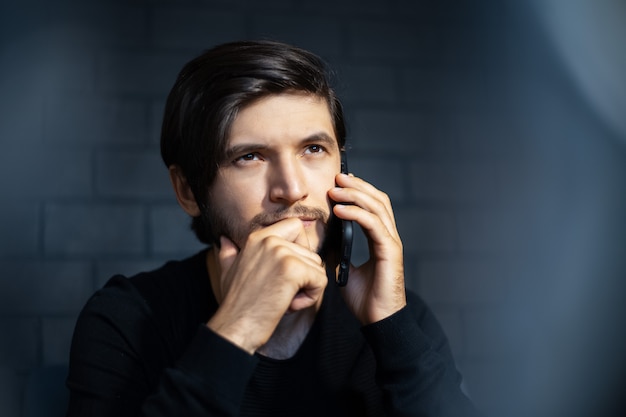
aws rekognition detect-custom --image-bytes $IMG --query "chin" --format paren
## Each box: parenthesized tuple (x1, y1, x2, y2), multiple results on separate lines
(311, 225, 328, 254)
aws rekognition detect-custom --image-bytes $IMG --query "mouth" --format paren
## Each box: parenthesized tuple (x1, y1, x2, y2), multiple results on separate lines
(262, 216, 318, 228)
(298, 217, 317, 228)
(251, 206, 328, 233)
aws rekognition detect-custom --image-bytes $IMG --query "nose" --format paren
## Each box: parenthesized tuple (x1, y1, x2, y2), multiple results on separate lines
(268, 156, 309, 205)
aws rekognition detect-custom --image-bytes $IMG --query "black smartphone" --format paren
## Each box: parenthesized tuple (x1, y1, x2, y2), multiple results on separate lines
(336, 151, 353, 286)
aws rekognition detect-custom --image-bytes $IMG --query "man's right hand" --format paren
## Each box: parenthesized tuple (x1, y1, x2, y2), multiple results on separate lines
(206, 217, 328, 355)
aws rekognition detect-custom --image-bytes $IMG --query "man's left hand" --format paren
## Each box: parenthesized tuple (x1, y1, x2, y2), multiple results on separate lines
(328, 173, 407, 325)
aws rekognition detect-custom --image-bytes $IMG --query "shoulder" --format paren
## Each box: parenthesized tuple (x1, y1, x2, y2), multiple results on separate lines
(69, 251, 214, 373)
(75, 250, 214, 346)
(126, 250, 214, 315)
(88, 250, 209, 306)
(67, 252, 211, 399)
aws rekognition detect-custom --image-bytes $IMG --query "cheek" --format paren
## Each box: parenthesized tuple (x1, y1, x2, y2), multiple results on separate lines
(313, 175, 337, 206)
(216, 181, 266, 221)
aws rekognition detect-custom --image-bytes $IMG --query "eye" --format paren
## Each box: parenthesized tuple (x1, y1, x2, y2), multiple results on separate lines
(304, 144, 326, 155)
(233, 153, 261, 165)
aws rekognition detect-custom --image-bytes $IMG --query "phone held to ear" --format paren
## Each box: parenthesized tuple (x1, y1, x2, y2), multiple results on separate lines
(336, 151, 353, 287)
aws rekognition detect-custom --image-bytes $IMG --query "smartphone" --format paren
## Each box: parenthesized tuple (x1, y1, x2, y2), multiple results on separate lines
(336, 151, 353, 286)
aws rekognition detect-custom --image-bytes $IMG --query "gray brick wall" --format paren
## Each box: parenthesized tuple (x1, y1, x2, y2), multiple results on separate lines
(2, 1, 625, 416)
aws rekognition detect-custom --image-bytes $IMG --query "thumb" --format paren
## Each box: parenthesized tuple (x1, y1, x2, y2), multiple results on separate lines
(218, 235, 239, 274)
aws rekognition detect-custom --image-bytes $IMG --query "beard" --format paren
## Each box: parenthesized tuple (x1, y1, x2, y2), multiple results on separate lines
(200, 202, 337, 260)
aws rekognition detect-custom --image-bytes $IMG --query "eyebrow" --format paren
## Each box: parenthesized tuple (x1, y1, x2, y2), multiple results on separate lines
(223, 132, 337, 161)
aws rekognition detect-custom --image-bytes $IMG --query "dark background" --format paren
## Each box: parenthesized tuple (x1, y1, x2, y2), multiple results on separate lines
(1, 1, 625, 416)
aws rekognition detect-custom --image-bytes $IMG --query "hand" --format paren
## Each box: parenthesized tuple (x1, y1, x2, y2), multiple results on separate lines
(206, 218, 328, 354)
(328, 173, 407, 324)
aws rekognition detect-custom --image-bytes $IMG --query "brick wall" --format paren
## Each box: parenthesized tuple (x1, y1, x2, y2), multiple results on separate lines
(2, 1, 625, 416)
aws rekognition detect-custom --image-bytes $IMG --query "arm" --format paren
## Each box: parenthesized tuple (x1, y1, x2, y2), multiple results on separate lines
(141, 326, 258, 416)
(66, 217, 328, 416)
(362, 292, 479, 417)
(65, 277, 258, 417)
(329, 174, 479, 416)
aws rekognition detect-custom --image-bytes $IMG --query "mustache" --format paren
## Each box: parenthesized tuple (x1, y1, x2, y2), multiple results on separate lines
(249, 205, 329, 230)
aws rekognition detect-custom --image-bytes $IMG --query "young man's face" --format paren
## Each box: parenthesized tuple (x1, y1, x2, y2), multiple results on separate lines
(206, 92, 341, 253)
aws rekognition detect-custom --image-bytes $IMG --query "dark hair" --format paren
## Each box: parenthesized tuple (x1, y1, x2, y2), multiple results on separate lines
(160, 40, 347, 245)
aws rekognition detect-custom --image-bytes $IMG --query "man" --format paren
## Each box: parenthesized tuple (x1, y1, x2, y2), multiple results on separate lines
(66, 40, 478, 416)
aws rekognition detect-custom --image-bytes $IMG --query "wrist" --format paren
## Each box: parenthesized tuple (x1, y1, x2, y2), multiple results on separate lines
(206, 315, 260, 355)
(364, 299, 407, 325)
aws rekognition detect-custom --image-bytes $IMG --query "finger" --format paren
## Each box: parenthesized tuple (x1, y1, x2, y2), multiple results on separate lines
(287, 263, 328, 312)
(333, 174, 397, 229)
(334, 203, 400, 253)
(336, 173, 390, 203)
(330, 187, 399, 240)
(256, 236, 323, 270)
(257, 217, 314, 251)
(246, 228, 322, 267)
(288, 283, 326, 312)
(292, 221, 312, 251)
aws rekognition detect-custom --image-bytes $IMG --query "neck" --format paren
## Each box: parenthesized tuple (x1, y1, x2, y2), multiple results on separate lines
(257, 307, 317, 359)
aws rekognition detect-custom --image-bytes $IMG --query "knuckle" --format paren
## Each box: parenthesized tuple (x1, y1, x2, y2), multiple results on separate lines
(262, 235, 282, 248)
(379, 191, 391, 205)
(272, 243, 292, 259)
(247, 230, 264, 245)
(317, 272, 329, 287)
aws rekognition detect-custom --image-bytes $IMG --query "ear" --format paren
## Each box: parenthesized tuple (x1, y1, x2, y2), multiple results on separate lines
(168, 165, 201, 217)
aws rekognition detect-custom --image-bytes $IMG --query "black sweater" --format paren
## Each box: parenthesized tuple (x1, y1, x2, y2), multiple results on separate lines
(66, 250, 478, 416)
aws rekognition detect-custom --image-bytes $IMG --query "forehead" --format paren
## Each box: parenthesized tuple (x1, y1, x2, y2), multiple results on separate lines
(227, 92, 337, 148)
